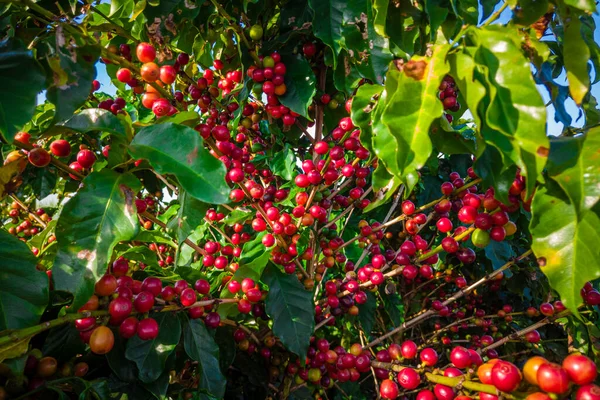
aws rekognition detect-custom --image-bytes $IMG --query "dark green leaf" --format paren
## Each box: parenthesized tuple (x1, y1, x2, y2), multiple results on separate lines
(381, 290, 404, 326)
(529, 179, 600, 316)
(46, 45, 99, 122)
(0, 229, 48, 331)
(183, 318, 226, 399)
(53, 170, 141, 310)
(364, 164, 401, 213)
(117, 246, 159, 268)
(61, 107, 130, 138)
(308, 0, 344, 66)
(357, 291, 377, 338)
(513, 0, 548, 25)
(263, 264, 315, 356)
(484, 240, 516, 276)
(474, 146, 517, 205)
(30, 167, 58, 199)
(269, 146, 296, 181)
(480, 0, 500, 20)
(278, 55, 316, 119)
(167, 189, 209, 244)
(129, 123, 229, 204)
(425, 0, 450, 37)
(350, 83, 384, 155)
(0, 39, 46, 143)
(125, 313, 181, 383)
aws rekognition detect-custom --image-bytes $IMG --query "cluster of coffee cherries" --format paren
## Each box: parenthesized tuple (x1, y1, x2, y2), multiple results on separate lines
(247, 53, 298, 125)
(3, 202, 50, 240)
(9, 132, 97, 181)
(97, 96, 128, 115)
(0, 351, 89, 398)
(73, 258, 225, 354)
(377, 342, 598, 400)
(439, 75, 460, 123)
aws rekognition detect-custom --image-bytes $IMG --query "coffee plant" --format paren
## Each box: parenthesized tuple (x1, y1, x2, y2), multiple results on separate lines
(0, 0, 599, 398)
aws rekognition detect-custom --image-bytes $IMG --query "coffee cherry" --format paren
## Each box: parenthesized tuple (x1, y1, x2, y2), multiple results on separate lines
(539, 302, 554, 316)
(303, 42, 317, 57)
(133, 291, 155, 313)
(89, 326, 115, 354)
(434, 384, 455, 400)
(576, 384, 600, 400)
(95, 274, 117, 296)
(27, 148, 51, 167)
(136, 42, 156, 63)
(205, 312, 221, 328)
(119, 316, 138, 338)
(450, 346, 472, 369)
(537, 362, 570, 394)
(249, 24, 263, 40)
(420, 348, 438, 366)
(398, 367, 421, 390)
(436, 218, 453, 233)
(108, 296, 132, 320)
(471, 228, 490, 248)
(562, 354, 597, 385)
(141, 62, 160, 82)
(36, 357, 58, 378)
(180, 288, 197, 307)
(141, 277, 162, 296)
(380, 379, 399, 399)
(491, 361, 521, 392)
(50, 139, 71, 157)
(116, 68, 132, 83)
(137, 318, 159, 340)
(76, 149, 96, 169)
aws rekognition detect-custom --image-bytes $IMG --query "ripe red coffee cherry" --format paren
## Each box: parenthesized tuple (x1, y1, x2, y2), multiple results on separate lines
(450, 346, 472, 369)
(417, 390, 436, 400)
(119, 316, 138, 338)
(436, 217, 453, 233)
(137, 317, 159, 340)
(28, 148, 51, 167)
(398, 367, 421, 390)
(537, 362, 570, 394)
(141, 277, 162, 296)
(562, 354, 597, 385)
(50, 139, 71, 157)
(174, 279, 189, 294)
(205, 311, 221, 328)
(180, 288, 197, 307)
(77, 149, 96, 169)
(420, 348, 438, 366)
(491, 361, 522, 392)
(539, 302, 554, 316)
(576, 384, 600, 400)
(302, 42, 317, 57)
(136, 42, 156, 63)
(116, 68, 132, 83)
(133, 291, 155, 313)
(525, 330, 541, 343)
(95, 274, 117, 296)
(194, 279, 210, 294)
(380, 379, 399, 399)
(458, 206, 478, 224)
(108, 296, 132, 320)
(434, 384, 455, 400)
(402, 200, 415, 215)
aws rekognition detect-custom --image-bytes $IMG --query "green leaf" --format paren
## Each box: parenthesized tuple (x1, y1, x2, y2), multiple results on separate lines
(126, 313, 181, 383)
(308, 0, 344, 67)
(183, 318, 226, 399)
(381, 290, 405, 326)
(562, 0, 595, 12)
(53, 170, 141, 310)
(350, 83, 384, 155)
(263, 264, 315, 357)
(474, 145, 517, 205)
(222, 208, 253, 225)
(375, 45, 451, 193)
(484, 240, 516, 275)
(129, 123, 229, 204)
(473, 27, 549, 198)
(0, 229, 49, 332)
(425, 0, 450, 37)
(61, 108, 130, 137)
(278, 55, 316, 119)
(373, 0, 389, 36)
(0, 39, 46, 143)
(117, 246, 159, 268)
(357, 291, 377, 338)
(564, 16, 590, 105)
(130, 0, 146, 21)
(529, 178, 600, 316)
(364, 164, 401, 213)
(167, 189, 209, 244)
(480, 0, 500, 20)
(46, 45, 99, 122)
(513, 0, 548, 25)
(430, 118, 479, 155)
(547, 129, 600, 214)
(269, 146, 296, 181)
(447, 50, 487, 132)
